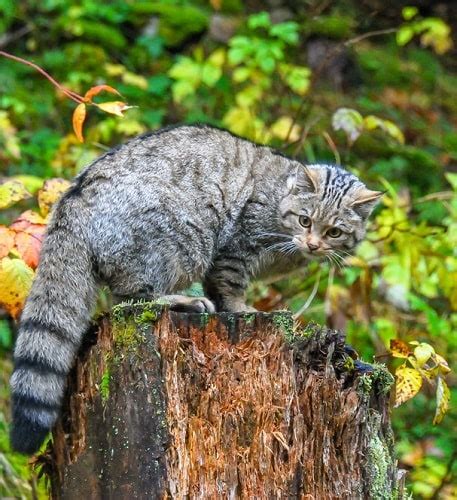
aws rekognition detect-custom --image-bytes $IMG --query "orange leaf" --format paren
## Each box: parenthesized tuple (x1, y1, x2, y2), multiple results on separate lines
(96, 101, 133, 117)
(0, 226, 15, 258)
(10, 210, 47, 231)
(14, 230, 44, 269)
(390, 339, 411, 358)
(38, 178, 71, 217)
(72, 103, 87, 142)
(84, 84, 120, 103)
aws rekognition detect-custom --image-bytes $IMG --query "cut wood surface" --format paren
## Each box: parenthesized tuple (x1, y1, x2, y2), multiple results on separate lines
(41, 303, 398, 499)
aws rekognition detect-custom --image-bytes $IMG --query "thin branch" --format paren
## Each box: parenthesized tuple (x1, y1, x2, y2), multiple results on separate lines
(322, 131, 341, 165)
(293, 269, 322, 319)
(283, 27, 397, 145)
(0, 50, 84, 104)
(415, 191, 454, 203)
(0, 25, 33, 49)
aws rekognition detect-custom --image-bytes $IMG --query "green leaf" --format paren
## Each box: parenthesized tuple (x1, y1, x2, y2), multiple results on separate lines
(280, 64, 311, 95)
(169, 57, 201, 84)
(364, 115, 405, 144)
(402, 6, 418, 20)
(433, 377, 450, 424)
(171, 80, 196, 103)
(0, 319, 12, 349)
(397, 26, 414, 46)
(247, 12, 270, 30)
(269, 22, 299, 45)
(201, 64, 222, 86)
(414, 343, 435, 367)
(232, 67, 251, 83)
(445, 172, 457, 191)
(259, 56, 275, 73)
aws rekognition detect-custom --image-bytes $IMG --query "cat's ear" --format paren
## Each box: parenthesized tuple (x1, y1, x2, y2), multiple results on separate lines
(287, 166, 320, 194)
(351, 188, 383, 218)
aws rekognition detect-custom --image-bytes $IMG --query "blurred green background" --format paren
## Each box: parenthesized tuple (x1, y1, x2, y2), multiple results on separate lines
(0, 1, 456, 497)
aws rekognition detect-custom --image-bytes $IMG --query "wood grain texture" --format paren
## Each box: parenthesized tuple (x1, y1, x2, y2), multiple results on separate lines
(42, 304, 398, 499)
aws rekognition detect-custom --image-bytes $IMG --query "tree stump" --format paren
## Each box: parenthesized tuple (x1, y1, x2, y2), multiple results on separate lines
(42, 303, 399, 499)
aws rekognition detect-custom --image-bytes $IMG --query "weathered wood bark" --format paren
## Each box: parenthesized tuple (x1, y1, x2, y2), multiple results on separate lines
(42, 303, 398, 499)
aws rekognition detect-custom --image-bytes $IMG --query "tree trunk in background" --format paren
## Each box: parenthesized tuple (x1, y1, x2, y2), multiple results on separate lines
(41, 303, 399, 499)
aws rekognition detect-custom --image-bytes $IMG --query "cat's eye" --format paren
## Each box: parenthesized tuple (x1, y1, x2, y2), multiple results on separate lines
(326, 227, 342, 238)
(299, 215, 312, 228)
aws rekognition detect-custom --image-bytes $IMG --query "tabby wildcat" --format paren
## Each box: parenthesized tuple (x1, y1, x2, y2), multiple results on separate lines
(10, 124, 381, 454)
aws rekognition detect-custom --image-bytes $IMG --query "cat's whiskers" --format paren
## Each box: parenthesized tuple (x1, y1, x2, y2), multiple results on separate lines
(329, 251, 347, 271)
(264, 239, 298, 257)
(326, 252, 343, 271)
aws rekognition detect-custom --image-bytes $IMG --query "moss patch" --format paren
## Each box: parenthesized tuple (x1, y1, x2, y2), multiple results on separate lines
(272, 311, 294, 338)
(365, 413, 395, 499)
(111, 300, 162, 324)
(357, 363, 394, 397)
(100, 366, 111, 402)
(112, 319, 144, 351)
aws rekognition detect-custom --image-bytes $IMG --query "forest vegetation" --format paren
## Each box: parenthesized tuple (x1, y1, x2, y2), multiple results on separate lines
(0, 1, 456, 497)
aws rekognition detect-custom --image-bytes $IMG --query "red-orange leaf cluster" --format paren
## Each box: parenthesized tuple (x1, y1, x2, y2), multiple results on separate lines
(72, 84, 131, 142)
(9, 210, 47, 269)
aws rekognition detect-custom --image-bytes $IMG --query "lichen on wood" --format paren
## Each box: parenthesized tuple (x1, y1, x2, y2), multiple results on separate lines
(43, 303, 399, 499)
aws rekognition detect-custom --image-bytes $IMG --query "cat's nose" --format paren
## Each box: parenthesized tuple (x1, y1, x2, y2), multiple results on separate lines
(307, 242, 320, 252)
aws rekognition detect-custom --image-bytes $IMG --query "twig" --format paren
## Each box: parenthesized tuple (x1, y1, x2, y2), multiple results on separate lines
(293, 269, 322, 319)
(0, 50, 84, 104)
(322, 131, 341, 165)
(283, 27, 397, 145)
(0, 25, 33, 49)
(416, 191, 454, 203)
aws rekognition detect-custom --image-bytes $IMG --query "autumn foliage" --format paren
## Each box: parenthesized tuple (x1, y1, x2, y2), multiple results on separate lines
(0, 2, 456, 496)
(0, 178, 70, 318)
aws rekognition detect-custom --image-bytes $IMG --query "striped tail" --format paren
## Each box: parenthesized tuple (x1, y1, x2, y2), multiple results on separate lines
(10, 202, 97, 454)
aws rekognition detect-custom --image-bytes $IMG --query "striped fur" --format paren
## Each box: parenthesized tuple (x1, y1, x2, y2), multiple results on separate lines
(10, 125, 380, 454)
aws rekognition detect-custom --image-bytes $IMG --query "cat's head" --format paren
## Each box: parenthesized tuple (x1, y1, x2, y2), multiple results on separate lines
(278, 164, 382, 258)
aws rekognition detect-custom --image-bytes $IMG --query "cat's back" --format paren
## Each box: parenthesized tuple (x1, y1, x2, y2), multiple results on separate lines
(79, 125, 258, 185)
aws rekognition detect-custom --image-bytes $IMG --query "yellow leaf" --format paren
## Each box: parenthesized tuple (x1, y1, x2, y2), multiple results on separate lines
(433, 377, 450, 424)
(270, 116, 301, 143)
(0, 180, 31, 209)
(96, 101, 135, 117)
(72, 103, 87, 142)
(122, 72, 148, 89)
(84, 84, 121, 102)
(10, 175, 44, 194)
(394, 365, 422, 407)
(37, 178, 71, 217)
(104, 63, 125, 77)
(413, 343, 435, 367)
(435, 353, 451, 375)
(390, 339, 411, 358)
(207, 48, 226, 68)
(0, 256, 34, 319)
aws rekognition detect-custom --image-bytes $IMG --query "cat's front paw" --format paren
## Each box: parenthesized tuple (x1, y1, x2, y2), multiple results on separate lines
(160, 295, 216, 313)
